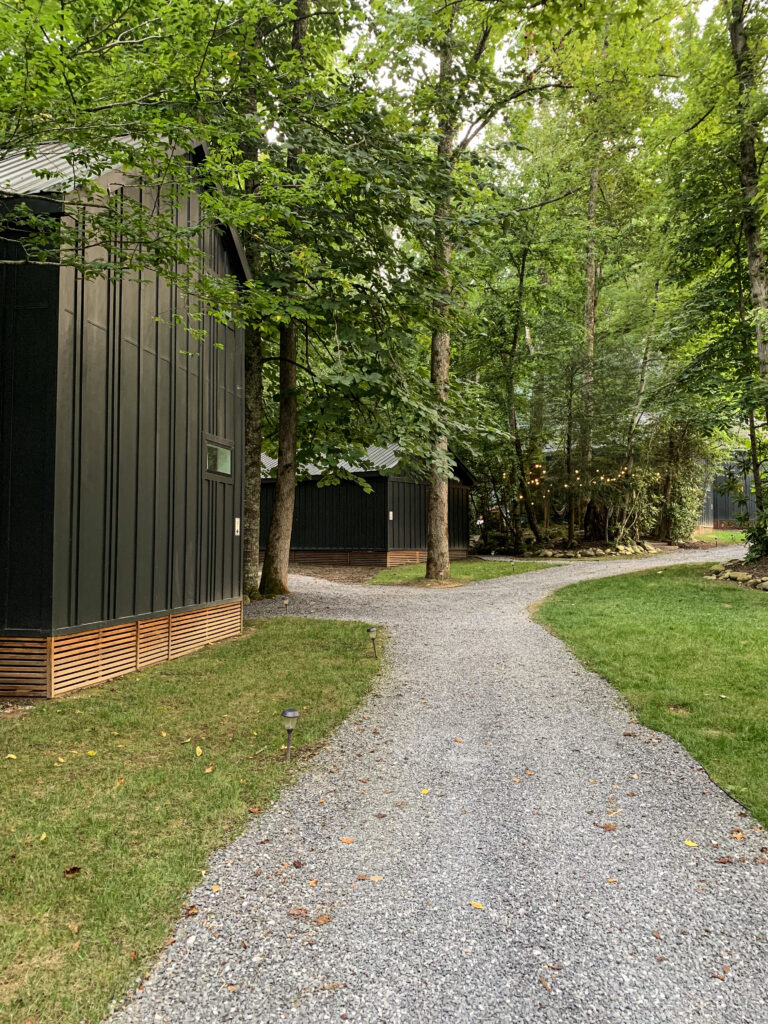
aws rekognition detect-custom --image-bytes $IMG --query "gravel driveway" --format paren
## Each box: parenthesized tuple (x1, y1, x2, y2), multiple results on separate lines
(111, 546, 768, 1024)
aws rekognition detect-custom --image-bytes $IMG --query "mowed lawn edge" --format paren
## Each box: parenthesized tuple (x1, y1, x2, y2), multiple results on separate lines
(0, 617, 382, 1024)
(535, 563, 768, 826)
(369, 558, 552, 586)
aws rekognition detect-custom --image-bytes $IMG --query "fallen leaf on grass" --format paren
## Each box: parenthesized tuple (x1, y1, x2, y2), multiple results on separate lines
(525, 769, 535, 776)
(114, 777, 125, 788)
(248, 807, 260, 814)
(540, 977, 551, 993)
(130, 949, 136, 962)
(185, 905, 198, 917)
(204, 764, 214, 774)
(195, 746, 202, 757)
(339, 837, 355, 844)
(652, 931, 663, 940)
(63, 866, 81, 877)
(67, 923, 80, 934)
(606, 878, 618, 884)
(469, 901, 484, 910)
(161, 731, 167, 737)
(293, 860, 303, 869)
(684, 839, 699, 847)
(308, 879, 318, 887)
(374, 813, 387, 819)
(315, 914, 332, 926)
(288, 906, 308, 917)
(39, 833, 46, 841)
(87, 751, 96, 757)
(512, 778, 521, 784)
(370, 875, 383, 882)
(421, 788, 430, 795)
(731, 830, 746, 841)
(357, 874, 369, 881)
(716, 857, 734, 864)
(211, 885, 220, 893)
(595, 824, 617, 832)
(454, 738, 463, 744)
(5, 754, 16, 759)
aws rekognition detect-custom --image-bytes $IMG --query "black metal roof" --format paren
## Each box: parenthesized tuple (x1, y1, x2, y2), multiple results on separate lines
(0, 143, 251, 283)
(261, 444, 475, 485)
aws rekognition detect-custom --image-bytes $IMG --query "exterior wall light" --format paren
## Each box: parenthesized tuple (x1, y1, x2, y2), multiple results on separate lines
(367, 626, 378, 659)
(281, 708, 299, 761)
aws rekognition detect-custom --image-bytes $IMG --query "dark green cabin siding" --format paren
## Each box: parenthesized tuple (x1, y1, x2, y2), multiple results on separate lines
(0, 246, 59, 632)
(260, 475, 469, 553)
(0, 190, 244, 637)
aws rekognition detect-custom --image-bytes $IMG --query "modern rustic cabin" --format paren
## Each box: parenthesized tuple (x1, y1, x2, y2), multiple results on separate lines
(260, 444, 473, 566)
(0, 146, 247, 698)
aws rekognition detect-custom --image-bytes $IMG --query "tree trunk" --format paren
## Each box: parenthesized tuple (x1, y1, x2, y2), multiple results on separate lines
(566, 369, 576, 546)
(257, 0, 309, 596)
(242, 324, 263, 597)
(259, 320, 298, 595)
(728, 1, 768, 426)
(749, 409, 763, 506)
(581, 162, 600, 478)
(426, 23, 456, 582)
(505, 248, 542, 544)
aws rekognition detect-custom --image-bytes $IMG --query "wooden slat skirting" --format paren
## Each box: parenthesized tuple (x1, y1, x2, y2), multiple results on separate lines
(0, 601, 242, 699)
(386, 548, 470, 567)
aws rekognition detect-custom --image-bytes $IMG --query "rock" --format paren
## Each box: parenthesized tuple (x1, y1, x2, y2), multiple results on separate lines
(731, 572, 753, 582)
(711, 564, 724, 573)
(760, 582, 768, 591)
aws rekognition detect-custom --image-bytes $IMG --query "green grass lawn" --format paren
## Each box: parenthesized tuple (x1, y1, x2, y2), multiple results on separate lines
(536, 564, 768, 824)
(0, 618, 381, 1024)
(695, 529, 746, 545)
(369, 558, 551, 586)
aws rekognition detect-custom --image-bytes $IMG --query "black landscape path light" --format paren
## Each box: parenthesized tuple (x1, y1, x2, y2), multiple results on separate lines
(367, 626, 378, 659)
(282, 708, 299, 762)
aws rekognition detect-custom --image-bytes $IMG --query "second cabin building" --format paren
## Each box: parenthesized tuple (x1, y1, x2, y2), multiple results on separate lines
(261, 444, 472, 566)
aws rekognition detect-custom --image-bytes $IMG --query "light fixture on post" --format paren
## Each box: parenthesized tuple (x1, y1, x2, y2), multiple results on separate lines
(282, 597, 289, 613)
(281, 708, 299, 762)
(367, 626, 378, 659)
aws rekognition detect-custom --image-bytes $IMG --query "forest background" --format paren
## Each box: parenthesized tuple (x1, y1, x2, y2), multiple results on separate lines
(1, 0, 766, 590)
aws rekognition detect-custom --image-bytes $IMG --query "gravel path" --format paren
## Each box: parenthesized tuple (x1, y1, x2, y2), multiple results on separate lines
(111, 546, 768, 1024)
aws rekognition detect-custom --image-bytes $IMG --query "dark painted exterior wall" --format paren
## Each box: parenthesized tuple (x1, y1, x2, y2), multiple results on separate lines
(260, 474, 470, 552)
(261, 477, 388, 550)
(0, 188, 244, 636)
(387, 478, 469, 550)
(0, 250, 60, 632)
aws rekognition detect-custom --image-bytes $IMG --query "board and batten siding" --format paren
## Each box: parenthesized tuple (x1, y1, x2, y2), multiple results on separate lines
(50, 190, 243, 633)
(0, 185, 244, 638)
(260, 477, 388, 551)
(0, 249, 60, 633)
(388, 478, 469, 551)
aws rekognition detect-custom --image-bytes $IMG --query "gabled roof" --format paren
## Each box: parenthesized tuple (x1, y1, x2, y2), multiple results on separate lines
(0, 143, 251, 283)
(261, 444, 475, 485)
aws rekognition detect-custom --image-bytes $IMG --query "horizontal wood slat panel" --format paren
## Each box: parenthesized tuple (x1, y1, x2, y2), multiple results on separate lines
(0, 603, 242, 698)
(0, 637, 47, 696)
(387, 548, 469, 567)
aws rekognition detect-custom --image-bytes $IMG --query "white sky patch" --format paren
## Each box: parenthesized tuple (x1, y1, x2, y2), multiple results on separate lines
(697, 0, 718, 26)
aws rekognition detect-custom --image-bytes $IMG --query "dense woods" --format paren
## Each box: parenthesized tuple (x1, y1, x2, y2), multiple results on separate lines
(2, 0, 766, 587)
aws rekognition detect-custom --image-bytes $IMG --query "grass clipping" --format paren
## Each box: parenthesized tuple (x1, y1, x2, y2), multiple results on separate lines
(535, 563, 768, 825)
(0, 617, 380, 1024)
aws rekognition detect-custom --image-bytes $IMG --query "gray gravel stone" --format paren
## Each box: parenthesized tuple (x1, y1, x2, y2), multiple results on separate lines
(110, 545, 768, 1024)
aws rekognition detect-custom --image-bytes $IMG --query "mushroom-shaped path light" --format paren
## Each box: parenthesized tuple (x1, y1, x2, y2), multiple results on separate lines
(281, 708, 300, 762)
